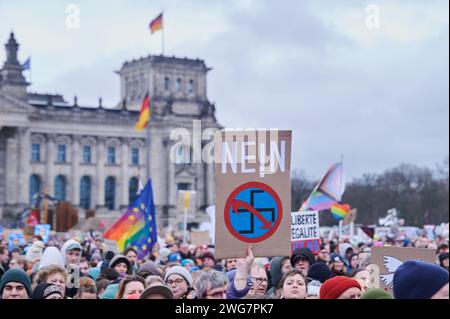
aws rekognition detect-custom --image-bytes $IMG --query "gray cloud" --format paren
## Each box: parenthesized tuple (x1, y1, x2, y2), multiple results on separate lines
(1, 0, 447, 180)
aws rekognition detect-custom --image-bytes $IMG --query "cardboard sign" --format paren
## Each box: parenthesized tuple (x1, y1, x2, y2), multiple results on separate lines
(214, 130, 292, 258)
(291, 211, 320, 254)
(35, 224, 51, 243)
(191, 230, 211, 247)
(371, 246, 436, 295)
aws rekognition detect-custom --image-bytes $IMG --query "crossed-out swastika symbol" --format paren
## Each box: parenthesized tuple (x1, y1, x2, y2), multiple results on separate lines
(224, 182, 283, 243)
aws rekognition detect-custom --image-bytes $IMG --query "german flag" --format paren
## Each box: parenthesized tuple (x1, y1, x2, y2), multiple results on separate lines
(135, 93, 151, 131)
(149, 13, 163, 34)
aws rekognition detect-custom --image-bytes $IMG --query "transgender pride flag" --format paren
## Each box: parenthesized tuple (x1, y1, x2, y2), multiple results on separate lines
(300, 162, 346, 212)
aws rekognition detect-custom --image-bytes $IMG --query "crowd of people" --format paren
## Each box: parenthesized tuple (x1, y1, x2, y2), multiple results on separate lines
(0, 231, 448, 300)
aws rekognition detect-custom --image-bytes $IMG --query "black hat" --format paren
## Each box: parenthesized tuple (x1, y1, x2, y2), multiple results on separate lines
(109, 254, 132, 275)
(439, 252, 449, 263)
(291, 247, 314, 267)
(307, 262, 332, 283)
(139, 285, 174, 299)
(32, 283, 63, 299)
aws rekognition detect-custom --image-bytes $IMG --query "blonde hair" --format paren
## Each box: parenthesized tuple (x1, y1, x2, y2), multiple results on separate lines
(35, 265, 68, 288)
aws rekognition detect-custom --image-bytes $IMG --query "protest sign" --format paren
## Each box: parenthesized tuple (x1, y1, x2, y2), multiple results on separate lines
(215, 130, 292, 258)
(291, 211, 320, 254)
(35, 224, 51, 243)
(371, 246, 436, 295)
(190, 230, 211, 247)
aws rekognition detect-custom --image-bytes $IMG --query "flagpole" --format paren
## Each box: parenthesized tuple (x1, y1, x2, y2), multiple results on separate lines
(162, 9, 165, 55)
(146, 99, 152, 185)
(183, 207, 188, 243)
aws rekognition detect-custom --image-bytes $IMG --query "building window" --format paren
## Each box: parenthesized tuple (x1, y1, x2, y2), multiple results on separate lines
(57, 145, 66, 163)
(177, 183, 191, 191)
(176, 78, 182, 92)
(129, 177, 139, 204)
(31, 144, 40, 162)
(131, 148, 139, 165)
(188, 79, 194, 93)
(175, 146, 191, 165)
(107, 147, 116, 165)
(54, 175, 66, 201)
(105, 176, 116, 210)
(80, 176, 91, 209)
(83, 145, 91, 164)
(29, 174, 41, 204)
(164, 77, 171, 91)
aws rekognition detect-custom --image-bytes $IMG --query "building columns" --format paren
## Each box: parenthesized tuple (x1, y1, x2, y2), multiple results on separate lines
(17, 127, 30, 205)
(5, 129, 19, 205)
(96, 138, 105, 208)
(120, 140, 129, 209)
(44, 134, 55, 198)
(71, 136, 80, 206)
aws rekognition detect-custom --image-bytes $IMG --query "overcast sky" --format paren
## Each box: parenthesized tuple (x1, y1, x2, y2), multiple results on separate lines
(0, 0, 448, 181)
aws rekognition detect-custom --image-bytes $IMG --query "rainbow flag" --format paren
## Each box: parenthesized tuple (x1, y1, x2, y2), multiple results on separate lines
(103, 180, 157, 259)
(149, 13, 163, 34)
(300, 162, 346, 211)
(331, 203, 351, 220)
(135, 93, 151, 131)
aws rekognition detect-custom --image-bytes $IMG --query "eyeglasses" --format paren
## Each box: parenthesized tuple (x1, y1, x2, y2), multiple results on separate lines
(167, 278, 185, 286)
(250, 277, 268, 284)
(206, 289, 227, 298)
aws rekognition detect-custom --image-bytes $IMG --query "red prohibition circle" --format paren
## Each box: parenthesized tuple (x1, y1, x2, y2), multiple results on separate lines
(224, 181, 283, 243)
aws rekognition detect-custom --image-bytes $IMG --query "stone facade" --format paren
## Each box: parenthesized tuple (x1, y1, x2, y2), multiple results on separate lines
(0, 33, 221, 229)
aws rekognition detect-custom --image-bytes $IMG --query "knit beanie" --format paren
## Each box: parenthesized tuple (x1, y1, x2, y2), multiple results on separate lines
(361, 288, 393, 299)
(32, 283, 63, 299)
(291, 247, 315, 267)
(320, 276, 361, 299)
(164, 266, 193, 287)
(88, 267, 101, 281)
(307, 262, 332, 284)
(393, 260, 449, 299)
(137, 261, 162, 278)
(0, 269, 32, 298)
(101, 283, 119, 299)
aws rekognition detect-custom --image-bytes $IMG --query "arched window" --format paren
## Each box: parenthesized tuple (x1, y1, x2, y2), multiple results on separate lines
(54, 175, 66, 201)
(175, 145, 192, 165)
(164, 77, 171, 91)
(80, 176, 91, 209)
(188, 79, 195, 93)
(176, 78, 182, 92)
(129, 177, 139, 204)
(29, 175, 41, 204)
(105, 176, 116, 210)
